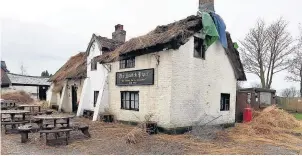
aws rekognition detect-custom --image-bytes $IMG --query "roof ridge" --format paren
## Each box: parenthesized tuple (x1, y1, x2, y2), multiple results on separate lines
(7, 73, 49, 79)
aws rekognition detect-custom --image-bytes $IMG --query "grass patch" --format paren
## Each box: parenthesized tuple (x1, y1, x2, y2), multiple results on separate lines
(293, 113, 302, 120)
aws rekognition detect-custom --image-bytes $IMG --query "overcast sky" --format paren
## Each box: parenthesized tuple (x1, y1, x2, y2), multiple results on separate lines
(0, 0, 301, 93)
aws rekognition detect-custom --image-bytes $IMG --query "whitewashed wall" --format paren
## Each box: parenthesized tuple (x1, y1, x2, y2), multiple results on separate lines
(77, 40, 109, 118)
(106, 37, 237, 129)
(107, 50, 173, 128)
(170, 38, 237, 127)
(58, 79, 84, 112)
(47, 84, 57, 107)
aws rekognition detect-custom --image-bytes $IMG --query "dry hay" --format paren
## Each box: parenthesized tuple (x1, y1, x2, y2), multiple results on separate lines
(35, 100, 48, 109)
(1, 91, 34, 103)
(228, 105, 302, 137)
(52, 82, 64, 93)
(125, 127, 149, 144)
(49, 52, 86, 85)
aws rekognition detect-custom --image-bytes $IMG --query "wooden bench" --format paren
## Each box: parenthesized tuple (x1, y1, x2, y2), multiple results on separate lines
(71, 124, 91, 137)
(1, 121, 29, 134)
(1, 116, 10, 122)
(18, 125, 32, 143)
(39, 129, 72, 145)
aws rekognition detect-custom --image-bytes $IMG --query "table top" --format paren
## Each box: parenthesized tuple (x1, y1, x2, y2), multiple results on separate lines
(0, 110, 30, 114)
(33, 114, 75, 120)
(18, 104, 41, 107)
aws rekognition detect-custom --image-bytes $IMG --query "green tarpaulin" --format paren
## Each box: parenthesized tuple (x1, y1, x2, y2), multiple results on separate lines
(200, 12, 219, 49)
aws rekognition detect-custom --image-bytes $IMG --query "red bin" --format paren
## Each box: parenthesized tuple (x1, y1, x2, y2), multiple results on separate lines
(243, 107, 252, 122)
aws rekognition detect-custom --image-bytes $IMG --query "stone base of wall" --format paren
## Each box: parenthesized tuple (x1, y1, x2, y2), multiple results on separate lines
(117, 120, 235, 135)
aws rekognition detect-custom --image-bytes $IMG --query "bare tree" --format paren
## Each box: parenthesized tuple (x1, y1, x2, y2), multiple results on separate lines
(250, 82, 262, 88)
(240, 18, 296, 89)
(286, 26, 302, 97)
(281, 87, 297, 97)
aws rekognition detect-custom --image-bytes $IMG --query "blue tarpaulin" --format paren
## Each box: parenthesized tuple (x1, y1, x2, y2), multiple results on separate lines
(210, 12, 228, 48)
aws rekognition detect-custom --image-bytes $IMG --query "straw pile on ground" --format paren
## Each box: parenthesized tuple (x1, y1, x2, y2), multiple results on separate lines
(228, 105, 301, 137)
(1, 91, 34, 103)
(125, 127, 149, 144)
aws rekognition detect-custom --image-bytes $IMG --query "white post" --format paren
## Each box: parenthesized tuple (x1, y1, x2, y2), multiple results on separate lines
(77, 79, 89, 116)
(92, 75, 107, 121)
(58, 82, 67, 112)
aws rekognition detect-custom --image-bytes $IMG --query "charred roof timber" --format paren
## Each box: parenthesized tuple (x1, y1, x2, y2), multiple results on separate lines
(112, 24, 126, 43)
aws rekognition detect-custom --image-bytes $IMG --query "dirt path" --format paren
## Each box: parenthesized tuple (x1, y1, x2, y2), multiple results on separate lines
(1, 118, 301, 155)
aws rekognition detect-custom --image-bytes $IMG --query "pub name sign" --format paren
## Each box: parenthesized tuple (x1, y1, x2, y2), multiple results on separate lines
(116, 68, 154, 86)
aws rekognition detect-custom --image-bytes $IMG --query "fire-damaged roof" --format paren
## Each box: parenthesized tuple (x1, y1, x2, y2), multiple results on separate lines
(94, 15, 246, 81)
(49, 52, 87, 83)
(86, 34, 124, 54)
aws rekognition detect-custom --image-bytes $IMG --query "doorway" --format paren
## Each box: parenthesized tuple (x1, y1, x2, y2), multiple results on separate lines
(38, 86, 48, 100)
(71, 85, 78, 113)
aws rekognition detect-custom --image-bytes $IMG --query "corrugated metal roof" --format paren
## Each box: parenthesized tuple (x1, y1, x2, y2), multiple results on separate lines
(7, 73, 50, 86)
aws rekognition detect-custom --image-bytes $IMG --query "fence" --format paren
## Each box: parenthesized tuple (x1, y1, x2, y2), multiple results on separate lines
(276, 97, 302, 113)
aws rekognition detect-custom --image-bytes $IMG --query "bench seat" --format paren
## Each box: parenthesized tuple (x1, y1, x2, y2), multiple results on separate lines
(40, 129, 72, 145)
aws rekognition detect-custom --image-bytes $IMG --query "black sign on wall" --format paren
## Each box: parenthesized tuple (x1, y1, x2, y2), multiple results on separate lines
(116, 68, 154, 86)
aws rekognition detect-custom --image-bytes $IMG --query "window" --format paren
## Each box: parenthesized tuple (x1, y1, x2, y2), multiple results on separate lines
(91, 59, 97, 71)
(121, 91, 139, 111)
(194, 36, 205, 59)
(259, 92, 272, 106)
(220, 93, 230, 111)
(120, 57, 135, 69)
(93, 91, 99, 107)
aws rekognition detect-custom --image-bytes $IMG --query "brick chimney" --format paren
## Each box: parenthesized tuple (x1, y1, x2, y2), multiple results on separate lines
(199, 0, 215, 12)
(112, 24, 126, 43)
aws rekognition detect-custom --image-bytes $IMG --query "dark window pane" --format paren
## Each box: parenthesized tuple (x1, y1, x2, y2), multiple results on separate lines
(220, 93, 230, 111)
(94, 91, 99, 107)
(120, 91, 139, 111)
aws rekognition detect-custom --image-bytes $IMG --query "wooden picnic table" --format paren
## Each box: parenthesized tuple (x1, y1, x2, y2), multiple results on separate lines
(1, 100, 16, 108)
(33, 114, 75, 128)
(0, 110, 30, 121)
(0, 110, 30, 129)
(18, 104, 41, 113)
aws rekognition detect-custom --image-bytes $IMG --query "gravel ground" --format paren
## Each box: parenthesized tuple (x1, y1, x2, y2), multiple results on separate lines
(1, 117, 301, 155)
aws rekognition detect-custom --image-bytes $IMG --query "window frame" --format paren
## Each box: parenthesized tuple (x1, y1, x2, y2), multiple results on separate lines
(119, 57, 135, 69)
(91, 59, 97, 71)
(220, 93, 230, 111)
(93, 91, 99, 107)
(121, 91, 139, 111)
(194, 36, 206, 59)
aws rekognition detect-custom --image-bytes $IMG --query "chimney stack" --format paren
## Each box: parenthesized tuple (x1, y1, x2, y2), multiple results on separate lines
(198, 0, 215, 12)
(112, 24, 126, 43)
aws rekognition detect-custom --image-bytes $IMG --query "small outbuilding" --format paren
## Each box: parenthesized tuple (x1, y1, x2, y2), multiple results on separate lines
(236, 88, 276, 122)
(4, 73, 50, 100)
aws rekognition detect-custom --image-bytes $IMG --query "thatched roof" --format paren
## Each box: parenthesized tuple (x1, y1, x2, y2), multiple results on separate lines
(225, 32, 246, 81)
(94, 15, 246, 80)
(49, 52, 86, 83)
(86, 34, 124, 54)
(95, 15, 202, 63)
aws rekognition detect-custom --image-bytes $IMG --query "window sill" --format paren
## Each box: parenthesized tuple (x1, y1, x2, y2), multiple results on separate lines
(193, 56, 205, 60)
(119, 67, 135, 70)
(121, 108, 139, 112)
